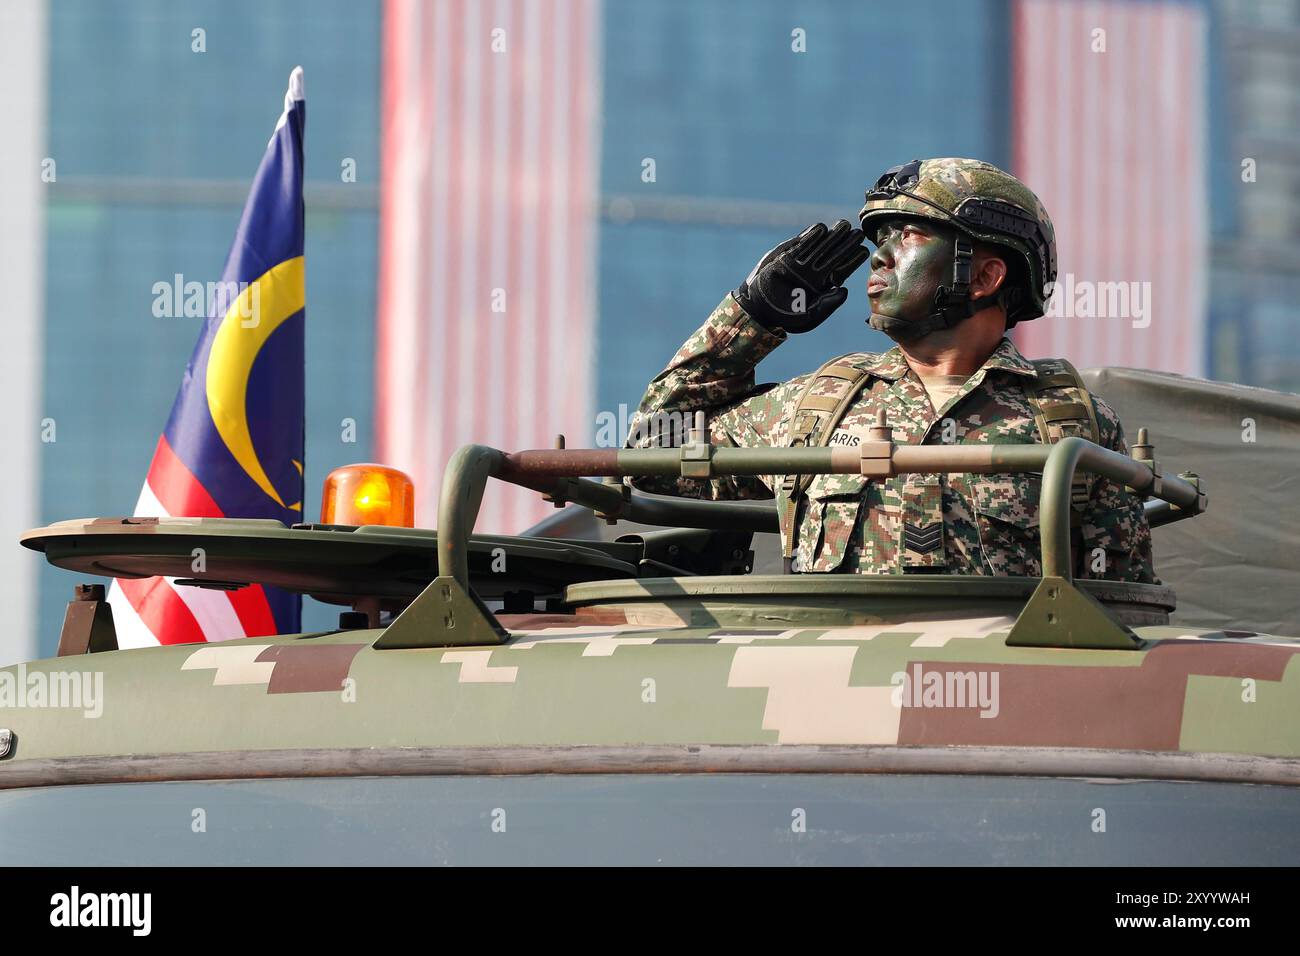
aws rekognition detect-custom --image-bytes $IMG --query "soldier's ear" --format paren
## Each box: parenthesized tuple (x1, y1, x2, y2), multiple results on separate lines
(970, 250, 1008, 300)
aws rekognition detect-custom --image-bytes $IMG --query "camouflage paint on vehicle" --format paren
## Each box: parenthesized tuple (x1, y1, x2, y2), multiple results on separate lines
(1, 610, 1296, 766)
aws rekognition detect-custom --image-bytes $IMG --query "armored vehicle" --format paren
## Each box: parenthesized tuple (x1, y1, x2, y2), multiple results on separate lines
(2, 368, 1298, 866)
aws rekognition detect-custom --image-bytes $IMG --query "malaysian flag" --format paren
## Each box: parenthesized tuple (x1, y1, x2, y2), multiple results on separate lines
(1011, 0, 1208, 375)
(376, 0, 602, 534)
(108, 67, 307, 647)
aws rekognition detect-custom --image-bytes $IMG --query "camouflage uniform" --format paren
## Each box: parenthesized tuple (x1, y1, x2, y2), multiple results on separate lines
(625, 293, 1156, 583)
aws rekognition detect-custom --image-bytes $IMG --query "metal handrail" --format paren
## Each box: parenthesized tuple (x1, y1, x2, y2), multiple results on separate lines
(436, 434, 1206, 588)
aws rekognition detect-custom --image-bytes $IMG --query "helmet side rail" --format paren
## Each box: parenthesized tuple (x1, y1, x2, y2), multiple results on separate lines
(374, 415, 1207, 652)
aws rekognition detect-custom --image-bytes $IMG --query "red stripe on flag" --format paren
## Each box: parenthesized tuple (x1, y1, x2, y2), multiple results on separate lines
(226, 583, 279, 637)
(145, 434, 223, 518)
(117, 577, 208, 646)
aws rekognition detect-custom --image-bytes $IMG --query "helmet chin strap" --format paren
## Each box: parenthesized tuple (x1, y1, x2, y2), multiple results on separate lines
(867, 237, 999, 342)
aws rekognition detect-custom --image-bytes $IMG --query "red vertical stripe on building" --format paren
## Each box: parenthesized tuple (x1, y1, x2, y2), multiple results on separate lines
(1011, 0, 1206, 376)
(374, 0, 401, 461)
(435, 0, 466, 528)
(377, 0, 601, 534)
(502, 0, 526, 532)
(472, 0, 498, 519)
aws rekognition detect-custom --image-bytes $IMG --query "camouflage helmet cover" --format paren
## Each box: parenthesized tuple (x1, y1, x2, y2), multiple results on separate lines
(858, 158, 1057, 326)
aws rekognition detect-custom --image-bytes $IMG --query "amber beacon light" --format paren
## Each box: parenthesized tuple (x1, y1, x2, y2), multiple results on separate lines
(321, 463, 416, 528)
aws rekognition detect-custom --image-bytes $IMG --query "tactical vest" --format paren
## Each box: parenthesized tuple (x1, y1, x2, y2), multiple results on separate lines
(777, 355, 1100, 572)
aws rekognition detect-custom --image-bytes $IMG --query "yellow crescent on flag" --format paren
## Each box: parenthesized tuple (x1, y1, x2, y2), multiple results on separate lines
(204, 255, 306, 509)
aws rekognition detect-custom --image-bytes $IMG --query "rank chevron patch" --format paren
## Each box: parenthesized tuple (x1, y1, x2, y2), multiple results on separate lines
(902, 521, 943, 555)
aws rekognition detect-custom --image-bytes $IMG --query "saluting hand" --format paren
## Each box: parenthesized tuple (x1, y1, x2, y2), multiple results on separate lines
(733, 219, 870, 334)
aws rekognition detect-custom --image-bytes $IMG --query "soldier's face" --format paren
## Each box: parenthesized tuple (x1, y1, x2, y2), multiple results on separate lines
(867, 217, 953, 322)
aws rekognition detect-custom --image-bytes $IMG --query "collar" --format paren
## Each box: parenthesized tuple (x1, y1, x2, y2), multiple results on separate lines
(850, 348, 910, 381)
(979, 337, 1040, 378)
(848, 337, 1039, 383)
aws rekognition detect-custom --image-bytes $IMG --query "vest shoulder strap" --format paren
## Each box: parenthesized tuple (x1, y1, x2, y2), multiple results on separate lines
(1026, 357, 1101, 511)
(1025, 357, 1100, 444)
(779, 355, 874, 563)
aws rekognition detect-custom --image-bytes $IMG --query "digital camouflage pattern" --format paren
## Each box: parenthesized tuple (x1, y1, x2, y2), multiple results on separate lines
(1, 614, 1297, 762)
(625, 294, 1156, 582)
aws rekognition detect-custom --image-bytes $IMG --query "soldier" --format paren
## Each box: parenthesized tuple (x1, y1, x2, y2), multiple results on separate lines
(625, 157, 1156, 582)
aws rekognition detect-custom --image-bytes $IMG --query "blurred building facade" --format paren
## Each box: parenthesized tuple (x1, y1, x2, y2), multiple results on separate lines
(5, 0, 1297, 660)
(1211, 0, 1300, 390)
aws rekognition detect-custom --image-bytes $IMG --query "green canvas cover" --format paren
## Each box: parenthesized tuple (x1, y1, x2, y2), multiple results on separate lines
(1081, 367, 1300, 635)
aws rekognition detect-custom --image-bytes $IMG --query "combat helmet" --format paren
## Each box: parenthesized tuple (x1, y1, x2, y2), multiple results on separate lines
(859, 157, 1057, 334)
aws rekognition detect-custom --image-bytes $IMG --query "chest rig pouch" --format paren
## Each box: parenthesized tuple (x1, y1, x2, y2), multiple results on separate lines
(777, 355, 1100, 574)
(778, 357, 874, 573)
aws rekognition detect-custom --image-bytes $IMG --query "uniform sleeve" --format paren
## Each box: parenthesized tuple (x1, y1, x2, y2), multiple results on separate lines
(623, 293, 804, 500)
(1076, 394, 1159, 584)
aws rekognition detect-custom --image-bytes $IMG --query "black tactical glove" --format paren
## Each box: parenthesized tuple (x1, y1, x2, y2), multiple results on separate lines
(733, 220, 870, 334)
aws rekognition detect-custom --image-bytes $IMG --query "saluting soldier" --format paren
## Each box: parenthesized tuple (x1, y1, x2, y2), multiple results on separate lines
(625, 157, 1155, 582)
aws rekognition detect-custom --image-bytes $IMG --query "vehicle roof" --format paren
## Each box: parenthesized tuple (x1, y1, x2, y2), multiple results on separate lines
(2, 611, 1298, 787)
